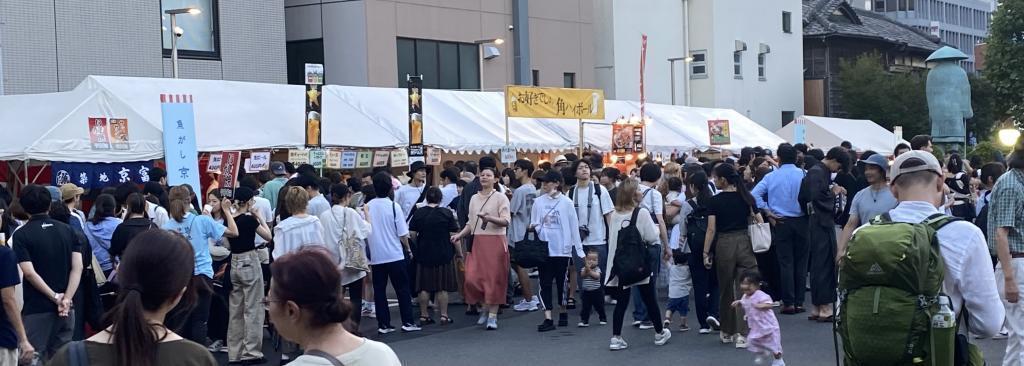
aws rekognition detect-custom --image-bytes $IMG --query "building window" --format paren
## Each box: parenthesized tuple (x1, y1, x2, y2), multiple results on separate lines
(783, 12, 792, 33)
(161, 0, 219, 58)
(689, 50, 708, 79)
(874, 0, 885, 11)
(734, 51, 743, 79)
(563, 73, 576, 88)
(532, 70, 540, 86)
(396, 38, 479, 90)
(286, 39, 324, 85)
(782, 111, 795, 127)
(758, 53, 766, 80)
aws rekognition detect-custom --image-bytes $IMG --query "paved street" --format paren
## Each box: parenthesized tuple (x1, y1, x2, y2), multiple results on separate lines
(215, 291, 1009, 365)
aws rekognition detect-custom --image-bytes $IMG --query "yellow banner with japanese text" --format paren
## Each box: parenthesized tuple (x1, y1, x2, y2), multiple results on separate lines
(505, 86, 605, 120)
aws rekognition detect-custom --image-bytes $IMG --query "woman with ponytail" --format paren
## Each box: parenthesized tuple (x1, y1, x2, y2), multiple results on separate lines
(50, 229, 215, 366)
(701, 163, 760, 349)
(268, 248, 401, 365)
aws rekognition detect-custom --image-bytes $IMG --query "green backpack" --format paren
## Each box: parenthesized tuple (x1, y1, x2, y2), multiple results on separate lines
(837, 213, 955, 366)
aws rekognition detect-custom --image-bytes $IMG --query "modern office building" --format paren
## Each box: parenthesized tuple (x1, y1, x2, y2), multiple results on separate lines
(0, 1, 287, 95)
(852, 0, 994, 72)
(593, 0, 805, 129)
(284, 0, 594, 90)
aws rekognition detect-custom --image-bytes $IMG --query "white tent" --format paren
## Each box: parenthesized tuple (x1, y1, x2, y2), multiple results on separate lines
(776, 116, 908, 154)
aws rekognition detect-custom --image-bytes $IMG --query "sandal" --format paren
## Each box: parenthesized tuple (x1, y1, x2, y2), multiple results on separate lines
(419, 316, 435, 325)
(818, 315, 835, 323)
(807, 315, 820, 321)
(440, 315, 453, 325)
(566, 297, 577, 310)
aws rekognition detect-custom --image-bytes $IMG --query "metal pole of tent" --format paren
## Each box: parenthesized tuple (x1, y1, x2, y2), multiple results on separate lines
(32, 162, 48, 184)
(23, 159, 28, 185)
(578, 119, 584, 157)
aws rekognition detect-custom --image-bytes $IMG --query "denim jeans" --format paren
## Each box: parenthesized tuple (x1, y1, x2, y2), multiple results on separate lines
(632, 244, 662, 322)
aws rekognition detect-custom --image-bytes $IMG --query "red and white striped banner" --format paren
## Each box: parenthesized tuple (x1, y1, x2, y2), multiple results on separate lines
(159, 94, 194, 104)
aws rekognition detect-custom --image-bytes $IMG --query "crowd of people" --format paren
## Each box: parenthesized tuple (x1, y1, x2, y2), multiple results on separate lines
(0, 132, 1019, 365)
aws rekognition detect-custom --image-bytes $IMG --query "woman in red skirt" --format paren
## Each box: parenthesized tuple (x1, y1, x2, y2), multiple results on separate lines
(451, 167, 511, 330)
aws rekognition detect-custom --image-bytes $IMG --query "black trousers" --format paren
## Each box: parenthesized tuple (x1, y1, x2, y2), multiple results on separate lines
(538, 257, 571, 311)
(168, 275, 214, 344)
(346, 279, 364, 326)
(774, 216, 810, 307)
(608, 283, 662, 336)
(808, 219, 837, 306)
(579, 288, 606, 323)
(755, 244, 782, 302)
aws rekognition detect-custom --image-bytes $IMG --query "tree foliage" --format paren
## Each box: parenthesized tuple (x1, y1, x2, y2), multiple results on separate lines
(837, 53, 929, 137)
(969, 74, 998, 141)
(984, 0, 1024, 126)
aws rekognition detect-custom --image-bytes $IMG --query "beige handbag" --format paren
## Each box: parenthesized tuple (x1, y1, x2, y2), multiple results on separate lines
(748, 215, 772, 253)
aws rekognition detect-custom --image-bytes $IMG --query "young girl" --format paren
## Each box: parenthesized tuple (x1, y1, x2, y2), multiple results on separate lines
(732, 270, 785, 366)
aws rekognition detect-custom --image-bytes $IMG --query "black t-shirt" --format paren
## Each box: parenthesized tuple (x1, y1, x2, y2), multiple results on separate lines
(0, 246, 20, 349)
(834, 172, 858, 226)
(707, 191, 754, 233)
(12, 214, 82, 315)
(228, 214, 260, 254)
(409, 206, 460, 267)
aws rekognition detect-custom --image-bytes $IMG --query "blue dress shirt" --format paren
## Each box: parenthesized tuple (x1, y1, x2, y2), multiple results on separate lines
(751, 164, 805, 218)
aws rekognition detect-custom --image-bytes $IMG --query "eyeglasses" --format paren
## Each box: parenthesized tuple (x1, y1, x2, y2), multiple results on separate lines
(262, 297, 284, 311)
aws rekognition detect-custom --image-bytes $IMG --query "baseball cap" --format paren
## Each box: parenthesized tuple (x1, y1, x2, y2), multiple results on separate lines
(859, 154, 890, 177)
(46, 186, 61, 203)
(890, 150, 942, 183)
(270, 161, 287, 175)
(406, 161, 427, 178)
(233, 186, 255, 202)
(538, 170, 563, 183)
(59, 183, 84, 201)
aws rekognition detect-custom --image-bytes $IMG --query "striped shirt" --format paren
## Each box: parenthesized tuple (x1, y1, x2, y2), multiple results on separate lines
(581, 267, 602, 291)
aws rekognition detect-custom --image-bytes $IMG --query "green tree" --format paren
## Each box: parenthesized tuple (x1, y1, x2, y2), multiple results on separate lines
(984, 0, 1024, 126)
(969, 75, 997, 142)
(837, 53, 930, 137)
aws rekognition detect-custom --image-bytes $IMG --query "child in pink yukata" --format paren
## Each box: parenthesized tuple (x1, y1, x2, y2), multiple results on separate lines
(731, 270, 785, 366)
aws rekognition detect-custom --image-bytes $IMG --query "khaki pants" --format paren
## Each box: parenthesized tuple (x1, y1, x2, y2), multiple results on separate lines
(715, 230, 758, 336)
(0, 348, 16, 366)
(228, 250, 265, 361)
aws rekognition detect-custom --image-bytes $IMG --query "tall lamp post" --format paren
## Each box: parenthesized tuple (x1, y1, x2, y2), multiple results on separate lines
(165, 7, 202, 79)
(475, 38, 504, 91)
(667, 56, 693, 105)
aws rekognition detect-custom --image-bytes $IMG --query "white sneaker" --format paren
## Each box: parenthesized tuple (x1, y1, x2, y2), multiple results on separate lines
(377, 327, 396, 334)
(699, 328, 711, 334)
(631, 320, 643, 327)
(771, 358, 786, 366)
(477, 312, 488, 325)
(720, 332, 734, 344)
(514, 299, 539, 312)
(735, 334, 748, 349)
(578, 322, 590, 327)
(609, 336, 629, 351)
(654, 329, 672, 346)
(772, 301, 782, 308)
(638, 321, 655, 330)
(706, 316, 721, 329)
(486, 317, 498, 330)
(401, 323, 422, 332)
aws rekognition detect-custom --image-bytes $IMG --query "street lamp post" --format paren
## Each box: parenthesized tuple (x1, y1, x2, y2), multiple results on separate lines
(667, 56, 693, 105)
(475, 38, 504, 91)
(165, 7, 201, 79)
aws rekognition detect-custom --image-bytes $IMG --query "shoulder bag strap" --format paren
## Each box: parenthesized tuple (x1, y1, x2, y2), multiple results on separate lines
(304, 349, 345, 366)
(472, 192, 496, 234)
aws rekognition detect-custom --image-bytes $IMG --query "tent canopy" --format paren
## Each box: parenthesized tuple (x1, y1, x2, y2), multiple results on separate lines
(776, 116, 908, 154)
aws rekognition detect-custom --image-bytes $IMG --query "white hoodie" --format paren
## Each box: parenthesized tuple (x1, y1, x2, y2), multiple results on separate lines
(530, 192, 583, 258)
(272, 215, 325, 259)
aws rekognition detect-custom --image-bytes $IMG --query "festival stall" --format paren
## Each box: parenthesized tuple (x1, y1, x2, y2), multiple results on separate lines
(776, 115, 908, 154)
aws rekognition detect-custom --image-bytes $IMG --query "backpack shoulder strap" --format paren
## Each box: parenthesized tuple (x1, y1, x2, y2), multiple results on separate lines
(869, 212, 892, 225)
(304, 349, 345, 366)
(69, 340, 89, 366)
(922, 213, 959, 232)
(628, 207, 641, 229)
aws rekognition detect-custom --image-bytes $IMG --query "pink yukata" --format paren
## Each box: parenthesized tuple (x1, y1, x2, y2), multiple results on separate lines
(740, 290, 783, 355)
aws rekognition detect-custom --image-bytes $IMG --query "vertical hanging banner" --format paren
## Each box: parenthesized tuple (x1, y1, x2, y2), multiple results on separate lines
(218, 151, 242, 198)
(639, 34, 648, 118)
(88, 117, 111, 150)
(108, 118, 130, 150)
(305, 63, 324, 148)
(708, 119, 732, 146)
(160, 94, 201, 192)
(407, 75, 425, 162)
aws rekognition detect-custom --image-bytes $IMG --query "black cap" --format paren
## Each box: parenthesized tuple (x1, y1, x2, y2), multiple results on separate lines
(406, 161, 427, 178)
(233, 187, 255, 202)
(539, 170, 563, 183)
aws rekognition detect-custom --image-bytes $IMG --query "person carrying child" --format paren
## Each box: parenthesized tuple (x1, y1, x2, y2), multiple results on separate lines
(732, 270, 785, 366)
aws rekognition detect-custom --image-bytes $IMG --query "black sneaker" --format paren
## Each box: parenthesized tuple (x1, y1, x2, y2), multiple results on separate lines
(538, 319, 556, 332)
(558, 313, 569, 327)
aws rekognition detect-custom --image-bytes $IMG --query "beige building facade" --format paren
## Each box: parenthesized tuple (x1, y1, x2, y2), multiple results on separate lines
(285, 0, 594, 90)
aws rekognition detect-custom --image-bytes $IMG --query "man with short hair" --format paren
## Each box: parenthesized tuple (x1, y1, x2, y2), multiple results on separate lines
(294, 175, 330, 216)
(365, 172, 419, 334)
(395, 161, 428, 218)
(910, 134, 933, 152)
(990, 140, 1024, 364)
(752, 144, 808, 315)
(891, 152, 1003, 332)
(600, 168, 620, 202)
(0, 229, 32, 365)
(836, 153, 898, 262)
(799, 147, 849, 321)
(150, 166, 168, 189)
(439, 168, 460, 209)
(12, 185, 83, 361)
(509, 159, 540, 312)
(975, 162, 1006, 241)
(840, 141, 853, 150)
(894, 143, 911, 157)
(59, 184, 87, 233)
(570, 159, 613, 291)
(260, 162, 288, 211)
